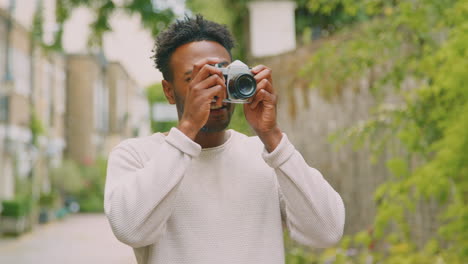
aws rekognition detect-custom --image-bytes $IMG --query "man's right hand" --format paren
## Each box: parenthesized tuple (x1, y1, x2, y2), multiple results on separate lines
(177, 58, 227, 140)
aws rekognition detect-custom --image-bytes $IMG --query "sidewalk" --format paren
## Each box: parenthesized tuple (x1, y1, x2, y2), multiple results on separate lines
(0, 214, 136, 264)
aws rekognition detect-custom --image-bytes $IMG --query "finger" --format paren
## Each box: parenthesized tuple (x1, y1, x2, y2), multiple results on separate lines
(193, 74, 226, 91)
(194, 74, 226, 106)
(250, 83, 276, 109)
(253, 67, 272, 84)
(251, 64, 269, 75)
(252, 64, 272, 79)
(203, 85, 225, 105)
(210, 82, 227, 107)
(250, 89, 266, 109)
(192, 74, 226, 108)
(255, 75, 274, 94)
(252, 66, 273, 94)
(192, 58, 224, 80)
(250, 79, 272, 106)
(191, 64, 225, 86)
(249, 80, 266, 108)
(192, 57, 222, 74)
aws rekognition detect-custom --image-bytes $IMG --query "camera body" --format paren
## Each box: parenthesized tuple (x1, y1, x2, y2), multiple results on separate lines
(215, 60, 257, 103)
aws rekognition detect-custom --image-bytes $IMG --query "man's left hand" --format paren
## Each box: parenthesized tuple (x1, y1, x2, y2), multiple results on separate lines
(244, 65, 283, 152)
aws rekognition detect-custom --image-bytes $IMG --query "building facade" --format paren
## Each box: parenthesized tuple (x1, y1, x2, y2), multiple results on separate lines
(66, 54, 109, 164)
(248, 0, 296, 57)
(106, 62, 133, 150)
(32, 50, 67, 195)
(107, 62, 151, 146)
(66, 56, 148, 165)
(0, 6, 67, 201)
(1, 3, 149, 214)
(1, 6, 34, 200)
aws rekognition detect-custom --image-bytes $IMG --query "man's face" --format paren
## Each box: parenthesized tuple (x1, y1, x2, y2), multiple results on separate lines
(167, 40, 234, 133)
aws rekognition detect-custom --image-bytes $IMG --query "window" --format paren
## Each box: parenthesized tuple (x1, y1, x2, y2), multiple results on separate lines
(55, 64, 66, 115)
(94, 77, 109, 133)
(116, 78, 127, 130)
(0, 96, 9, 122)
(42, 61, 53, 127)
(12, 48, 31, 96)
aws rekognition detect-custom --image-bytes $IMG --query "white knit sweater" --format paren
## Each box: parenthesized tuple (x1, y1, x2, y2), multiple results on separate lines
(104, 128, 345, 264)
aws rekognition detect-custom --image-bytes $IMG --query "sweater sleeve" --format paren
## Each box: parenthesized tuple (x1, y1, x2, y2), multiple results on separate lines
(104, 127, 201, 248)
(262, 134, 345, 248)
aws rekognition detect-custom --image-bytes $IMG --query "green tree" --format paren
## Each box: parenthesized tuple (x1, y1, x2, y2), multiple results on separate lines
(49, 159, 84, 196)
(186, 0, 251, 61)
(145, 83, 177, 133)
(36, 0, 176, 51)
(78, 158, 108, 212)
(299, 0, 468, 262)
(187, 0, 373, 58)
(295, 0, 371, 43)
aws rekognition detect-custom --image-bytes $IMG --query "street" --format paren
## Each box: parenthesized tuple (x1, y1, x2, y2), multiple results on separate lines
(0, 214, 136, 264)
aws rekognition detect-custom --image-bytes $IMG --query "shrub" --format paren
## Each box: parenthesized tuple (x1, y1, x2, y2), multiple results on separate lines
(78, 194, 104, 213)
(38, 192, 59, 209)
(49, 159, 84, 196)
(76, 158, 107, 213)
(1, 199, 30, 218)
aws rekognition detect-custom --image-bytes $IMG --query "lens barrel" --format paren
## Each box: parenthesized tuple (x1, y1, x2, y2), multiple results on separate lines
(228, 74, 257, 99)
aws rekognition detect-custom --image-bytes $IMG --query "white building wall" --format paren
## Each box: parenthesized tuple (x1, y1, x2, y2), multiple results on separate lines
(12, 47, 31, 97)
(0, 0, 56, 34)
(248, 1, 296, 57)
(0, 0, 33, 29)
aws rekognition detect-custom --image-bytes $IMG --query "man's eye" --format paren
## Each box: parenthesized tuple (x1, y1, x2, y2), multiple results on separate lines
(184, 77, 192, 82)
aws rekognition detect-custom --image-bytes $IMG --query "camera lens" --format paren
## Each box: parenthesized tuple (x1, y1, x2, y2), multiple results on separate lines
(231, 74, 256, 99)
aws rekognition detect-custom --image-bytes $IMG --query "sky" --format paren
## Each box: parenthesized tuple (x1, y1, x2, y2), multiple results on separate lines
(1, 0, 187, 87)
(64, 7, 164, 87)
(66, 0, 187, 87)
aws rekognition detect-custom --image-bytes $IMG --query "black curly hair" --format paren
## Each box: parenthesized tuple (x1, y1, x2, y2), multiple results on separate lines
(152, 15, 235, 81)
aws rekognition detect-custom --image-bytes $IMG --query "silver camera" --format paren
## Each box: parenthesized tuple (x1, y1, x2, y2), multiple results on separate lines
(215, 60, 257, 103)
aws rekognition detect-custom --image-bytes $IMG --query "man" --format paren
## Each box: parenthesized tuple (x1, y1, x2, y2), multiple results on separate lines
(105, 15, 345, 264)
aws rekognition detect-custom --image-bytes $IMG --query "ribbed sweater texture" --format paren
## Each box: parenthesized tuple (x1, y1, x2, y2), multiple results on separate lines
(105, 128, 345, 264)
